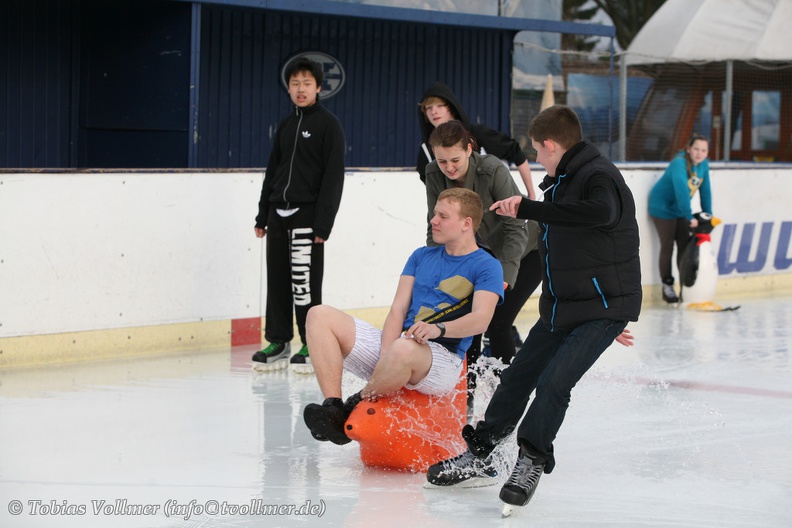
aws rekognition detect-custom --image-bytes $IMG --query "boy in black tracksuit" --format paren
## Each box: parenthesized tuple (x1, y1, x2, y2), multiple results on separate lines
(252, 57, 346, 374)
(426, 105, 641, 510)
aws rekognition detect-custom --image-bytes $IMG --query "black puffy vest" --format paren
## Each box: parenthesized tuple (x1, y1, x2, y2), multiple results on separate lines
(537, 144, 642, 331)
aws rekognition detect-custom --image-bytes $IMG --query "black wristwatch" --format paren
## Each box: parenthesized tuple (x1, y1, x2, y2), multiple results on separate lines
(435, 323, 446, 338)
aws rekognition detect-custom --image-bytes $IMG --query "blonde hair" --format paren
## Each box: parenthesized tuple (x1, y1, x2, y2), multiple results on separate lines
(437, 188, 483, 231)
(419, 96, 447, 113)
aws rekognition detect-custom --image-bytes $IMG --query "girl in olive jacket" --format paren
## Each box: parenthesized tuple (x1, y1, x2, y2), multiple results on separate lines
(424, 120, 541, 365)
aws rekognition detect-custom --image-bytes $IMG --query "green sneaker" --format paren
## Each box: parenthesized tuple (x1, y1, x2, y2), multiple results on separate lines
(290, 344, 314, 375)
(251, 342, 290, 371)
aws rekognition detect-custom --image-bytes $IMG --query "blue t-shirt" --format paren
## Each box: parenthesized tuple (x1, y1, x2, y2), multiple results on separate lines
(401, 245, 503, 359)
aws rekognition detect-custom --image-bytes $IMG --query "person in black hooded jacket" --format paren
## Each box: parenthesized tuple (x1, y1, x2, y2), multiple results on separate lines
(417, 82, 535, 199)
(426, 106, 640, 511)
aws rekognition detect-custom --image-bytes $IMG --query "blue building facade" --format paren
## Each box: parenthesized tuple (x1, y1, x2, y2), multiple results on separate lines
(1, 0, 611, 169)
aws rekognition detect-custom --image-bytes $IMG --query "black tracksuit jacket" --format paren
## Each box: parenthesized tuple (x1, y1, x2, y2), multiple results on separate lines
(256, 101, 345, 240)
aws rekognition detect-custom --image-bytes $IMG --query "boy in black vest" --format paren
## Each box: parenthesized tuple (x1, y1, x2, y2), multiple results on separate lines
(426, 105, 641, 510)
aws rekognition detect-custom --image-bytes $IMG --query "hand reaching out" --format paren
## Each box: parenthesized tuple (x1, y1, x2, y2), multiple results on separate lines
(489, 195, 524, 218)
(615, 328, 634, 347)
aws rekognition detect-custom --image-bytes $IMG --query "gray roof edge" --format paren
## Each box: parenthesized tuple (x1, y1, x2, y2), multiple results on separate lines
(170, 0, 615, 37)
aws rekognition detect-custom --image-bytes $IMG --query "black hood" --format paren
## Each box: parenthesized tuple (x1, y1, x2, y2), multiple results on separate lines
(418, 82, 472, 142)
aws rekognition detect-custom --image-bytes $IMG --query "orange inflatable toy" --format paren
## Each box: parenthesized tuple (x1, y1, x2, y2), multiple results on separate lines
(344, 368, 468, 472)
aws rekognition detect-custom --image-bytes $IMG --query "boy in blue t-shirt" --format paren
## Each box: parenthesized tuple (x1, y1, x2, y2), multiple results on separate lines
(303, 188, 504, 445)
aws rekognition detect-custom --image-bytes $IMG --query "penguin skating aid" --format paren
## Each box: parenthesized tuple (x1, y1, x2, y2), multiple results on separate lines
(678, 212, 740, 312)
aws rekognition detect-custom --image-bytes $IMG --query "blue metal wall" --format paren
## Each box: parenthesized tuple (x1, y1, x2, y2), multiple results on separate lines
(78, 0, 191, 168)
(1, 1, 514, 169)
(196, 5, 514, 169)
(1, 0, 77, 168)
(1, 0, 192, 169)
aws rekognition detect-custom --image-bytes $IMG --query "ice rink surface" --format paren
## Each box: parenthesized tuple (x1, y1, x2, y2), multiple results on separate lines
(1, 295, 791, 527)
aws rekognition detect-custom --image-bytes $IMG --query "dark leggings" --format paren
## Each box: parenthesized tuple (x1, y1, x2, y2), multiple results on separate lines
(651, 216, 691, 282)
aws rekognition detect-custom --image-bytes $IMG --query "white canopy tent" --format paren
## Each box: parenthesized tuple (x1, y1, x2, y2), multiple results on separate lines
(626, 0, 792, 66)
(619, 0, 792, 160)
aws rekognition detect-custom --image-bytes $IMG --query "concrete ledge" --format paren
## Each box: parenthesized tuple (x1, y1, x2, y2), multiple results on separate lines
(0, 320, 231, 369)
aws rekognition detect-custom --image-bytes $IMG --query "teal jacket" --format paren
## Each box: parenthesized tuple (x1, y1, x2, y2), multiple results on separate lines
(648, 152, 711, 220)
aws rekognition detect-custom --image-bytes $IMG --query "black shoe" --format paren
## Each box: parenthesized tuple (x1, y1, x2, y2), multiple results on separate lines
(251, 342, 290, 371)
(303, 398, 349, 444)
(499, 447, 546, 507)
(289, 344, 313, 374)
(462, 424, 496, 457)
(303, 393, 362, 445)
(426, 448, 498, 488)
(662, 283, 679, 303)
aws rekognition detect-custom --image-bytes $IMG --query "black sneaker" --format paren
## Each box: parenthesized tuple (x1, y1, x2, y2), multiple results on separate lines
(304, 398, 348, 444)
(499, 447, 546, 507)
(290, 344, 313, 374)
(251, 342, 290, 371)
(426, 448, 498, 488)
(303, 393, 362, 445)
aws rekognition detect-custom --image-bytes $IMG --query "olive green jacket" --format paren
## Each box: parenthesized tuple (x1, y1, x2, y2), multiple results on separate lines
(425, 151, 539, 288)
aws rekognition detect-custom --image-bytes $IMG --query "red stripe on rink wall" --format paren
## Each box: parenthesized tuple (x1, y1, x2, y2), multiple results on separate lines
(231, 317, 262, 347)
(632, 377, 792, 400)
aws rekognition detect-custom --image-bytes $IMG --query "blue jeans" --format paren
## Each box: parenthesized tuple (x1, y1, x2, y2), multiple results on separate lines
(476, 318, 627, 473)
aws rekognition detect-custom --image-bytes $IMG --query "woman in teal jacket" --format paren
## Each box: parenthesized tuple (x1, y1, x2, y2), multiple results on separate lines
(648, 134, 712, 303)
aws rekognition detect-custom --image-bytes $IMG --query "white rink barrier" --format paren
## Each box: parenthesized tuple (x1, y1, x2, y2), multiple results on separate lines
(1, 164, 791, 364)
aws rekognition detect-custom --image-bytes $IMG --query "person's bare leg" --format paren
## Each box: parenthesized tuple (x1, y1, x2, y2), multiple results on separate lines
(305, 305, 356, 399)
(361, 337, 433, 399)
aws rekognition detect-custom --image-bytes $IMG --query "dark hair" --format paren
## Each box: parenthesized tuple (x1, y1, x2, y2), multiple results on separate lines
(687, 134, 709, 148)
(527, 105, 583, 150)
(284, 57, 323, 87)
(427, 120, 478, 152)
